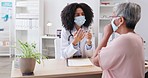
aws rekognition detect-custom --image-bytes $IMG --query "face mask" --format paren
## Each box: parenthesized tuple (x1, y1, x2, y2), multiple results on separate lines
(111, 17, 121, 32)
(74, 16, 86, 27)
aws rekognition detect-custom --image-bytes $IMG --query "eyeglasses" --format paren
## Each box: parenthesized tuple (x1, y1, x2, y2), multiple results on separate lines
(109, 15, 120, 18)
(109, 16, 121, 21)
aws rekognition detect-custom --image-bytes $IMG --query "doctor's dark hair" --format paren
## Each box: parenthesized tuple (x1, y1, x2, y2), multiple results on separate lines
(113, 2, 141, 29)
(61, 3, 94, 31)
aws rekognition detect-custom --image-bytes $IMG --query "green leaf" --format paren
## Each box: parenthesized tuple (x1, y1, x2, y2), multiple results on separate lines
(13, 40, 47, 64)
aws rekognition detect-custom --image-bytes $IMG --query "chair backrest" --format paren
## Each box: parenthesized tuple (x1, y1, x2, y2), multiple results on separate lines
(54, 38, 61, 59)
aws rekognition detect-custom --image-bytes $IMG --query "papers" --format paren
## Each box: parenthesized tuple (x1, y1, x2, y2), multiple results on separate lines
(67, 58, 93, 67)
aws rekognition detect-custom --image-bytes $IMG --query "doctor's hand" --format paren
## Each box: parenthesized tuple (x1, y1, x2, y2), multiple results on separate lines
(72, 28, 85, 46)
(85, 31, 92, 46)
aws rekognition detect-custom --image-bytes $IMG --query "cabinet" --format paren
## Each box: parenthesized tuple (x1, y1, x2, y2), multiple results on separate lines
(14, 0, 44, 56)
(98, 0, 128, 43)
(0, 1, 13, 57)
(41, 36, 58, 58)
(0, 24, 11, 56)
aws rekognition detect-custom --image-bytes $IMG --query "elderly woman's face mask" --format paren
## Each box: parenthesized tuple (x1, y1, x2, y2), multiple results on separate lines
(111, 17, 122, 32)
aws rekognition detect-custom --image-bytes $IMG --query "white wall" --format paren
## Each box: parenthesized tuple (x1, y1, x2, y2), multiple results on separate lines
(44, 0, 99, 45)
(44, 0, 64, 35)
(129, 0, 148, 60)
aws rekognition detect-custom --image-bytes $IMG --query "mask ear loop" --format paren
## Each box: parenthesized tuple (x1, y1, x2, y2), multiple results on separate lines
(111, 17, 121, 33)
(117, 17, 123, 28)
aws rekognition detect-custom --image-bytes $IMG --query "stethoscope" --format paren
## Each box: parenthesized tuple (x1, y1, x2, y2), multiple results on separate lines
(68, 30, 73, 44)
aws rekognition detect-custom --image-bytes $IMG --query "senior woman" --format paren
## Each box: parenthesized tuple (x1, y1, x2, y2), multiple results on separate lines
(92, 2, 144, 78)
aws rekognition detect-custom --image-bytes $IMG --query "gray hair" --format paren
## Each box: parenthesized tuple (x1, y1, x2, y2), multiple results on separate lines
(113, 2, 141, 29)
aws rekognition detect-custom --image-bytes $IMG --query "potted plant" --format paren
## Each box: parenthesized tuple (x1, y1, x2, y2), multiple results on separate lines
(15, 40, 44, 75)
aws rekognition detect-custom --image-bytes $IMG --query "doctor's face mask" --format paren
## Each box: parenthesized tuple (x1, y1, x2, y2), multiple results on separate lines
(74, 16, 86, 27)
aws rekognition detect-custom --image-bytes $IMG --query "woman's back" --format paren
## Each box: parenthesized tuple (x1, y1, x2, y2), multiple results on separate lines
(100, 32, 144, 78)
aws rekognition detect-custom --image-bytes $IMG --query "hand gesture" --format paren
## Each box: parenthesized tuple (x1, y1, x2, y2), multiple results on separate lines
(72, 28, 85, 46)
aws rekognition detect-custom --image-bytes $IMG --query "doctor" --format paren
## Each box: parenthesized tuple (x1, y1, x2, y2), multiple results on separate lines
(60, 3, 94, 59)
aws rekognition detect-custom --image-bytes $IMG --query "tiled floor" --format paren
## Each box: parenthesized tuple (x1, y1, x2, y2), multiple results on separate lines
(0, 57, 14, 78)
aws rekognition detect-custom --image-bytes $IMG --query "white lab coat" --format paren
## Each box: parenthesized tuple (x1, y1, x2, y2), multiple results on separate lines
(61, 26, 95, 59)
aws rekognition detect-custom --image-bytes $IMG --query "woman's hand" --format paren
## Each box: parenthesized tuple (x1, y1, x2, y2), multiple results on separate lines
(91, 24, 113, 66)
(85, 31, 92, 46)
(72, 28, 85, 46)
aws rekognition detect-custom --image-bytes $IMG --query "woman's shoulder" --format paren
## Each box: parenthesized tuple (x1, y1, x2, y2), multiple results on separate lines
(62, 27, 68, 33)
(115, 33, 132, 42)
(61, 27, 71, 36)
(113, 32, 141, 44)
(119, 32, 141, 40)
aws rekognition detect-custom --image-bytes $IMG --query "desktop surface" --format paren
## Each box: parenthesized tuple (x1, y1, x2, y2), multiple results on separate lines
(11, 59, 102, 78)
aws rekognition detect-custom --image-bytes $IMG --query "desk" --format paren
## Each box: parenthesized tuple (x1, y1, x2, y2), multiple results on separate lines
(11, 59, 148, 78)
(11, 59, 102, 78)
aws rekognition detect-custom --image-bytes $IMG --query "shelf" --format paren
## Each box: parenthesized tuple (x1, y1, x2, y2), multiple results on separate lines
(0, 35, 9, 37)
(16, 13, 39, 19)
(15, 28, 39, 31)
(16, 1, 39, 7)
(16, 4, 39, 7)
(15, 0, 44, 57)
(0, 54, 11, 56)
(45, 46, 55, 48)
(42, 49, 48, 51)
(16, 17, 39, 19)
(15, 53, 23, 56)
(0, 46, 10, 48)
(15, 28, 28, 30)
(0, 51, 11, 56)
(0, 1, 12, 57)
(0, 31, 9, 33)
(0, 36, 9, 39)
(100, 5, 114, 7)
(42, 36, 58, 39)
(99, 18, 111, 21)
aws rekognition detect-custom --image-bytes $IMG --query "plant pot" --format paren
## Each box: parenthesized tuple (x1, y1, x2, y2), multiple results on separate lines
(19, 58, 36, 75)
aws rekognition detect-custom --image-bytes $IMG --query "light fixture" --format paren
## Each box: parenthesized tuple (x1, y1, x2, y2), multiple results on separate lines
(47, 22, 52, 27)
(46, 22, 53, 36)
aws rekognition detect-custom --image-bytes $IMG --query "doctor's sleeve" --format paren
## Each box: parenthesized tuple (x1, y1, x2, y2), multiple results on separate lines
(84, 37, 95, 57)
(61, 29, 78, 58)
